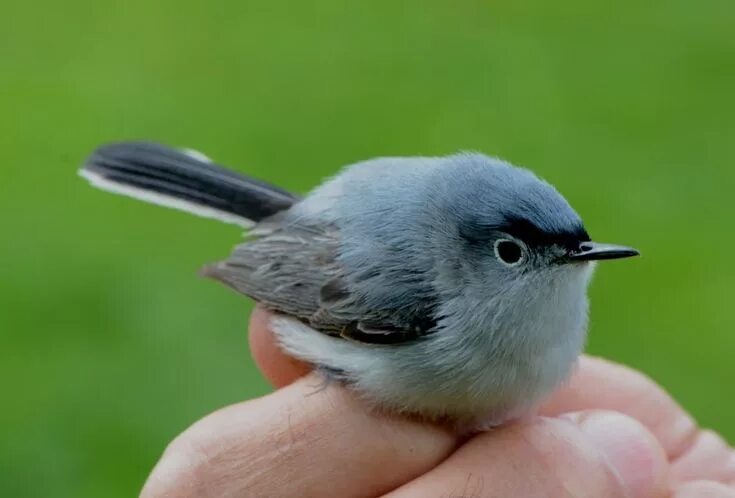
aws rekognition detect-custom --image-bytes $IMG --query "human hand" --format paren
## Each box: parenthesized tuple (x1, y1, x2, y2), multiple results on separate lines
(141, 307, 735, 497)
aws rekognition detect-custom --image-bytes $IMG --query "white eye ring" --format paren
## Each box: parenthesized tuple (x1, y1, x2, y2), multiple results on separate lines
(494, 238, 525, 266)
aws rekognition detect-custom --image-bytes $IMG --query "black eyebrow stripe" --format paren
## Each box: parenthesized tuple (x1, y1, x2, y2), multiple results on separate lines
(498, 216, 590, 248)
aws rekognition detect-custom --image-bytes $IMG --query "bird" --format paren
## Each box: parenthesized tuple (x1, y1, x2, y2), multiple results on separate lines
(79, 141, 639, 428)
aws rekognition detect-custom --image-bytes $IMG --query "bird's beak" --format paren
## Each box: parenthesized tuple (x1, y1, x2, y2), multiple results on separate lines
(567, 242, 640, 261)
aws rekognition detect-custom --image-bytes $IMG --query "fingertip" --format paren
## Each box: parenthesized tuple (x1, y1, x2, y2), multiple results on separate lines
(670, 430, 735, 486)
(542, 355, 699, 461)
(387, 412, 667, 498)
(248, 306, 311, 388)
(567, 410, 669, 498)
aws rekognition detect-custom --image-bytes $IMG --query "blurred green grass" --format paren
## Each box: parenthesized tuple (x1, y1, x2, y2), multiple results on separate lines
(1, 1, 733, 496)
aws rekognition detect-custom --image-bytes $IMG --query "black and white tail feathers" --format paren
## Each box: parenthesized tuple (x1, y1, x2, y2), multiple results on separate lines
(79, 142, 299, 227)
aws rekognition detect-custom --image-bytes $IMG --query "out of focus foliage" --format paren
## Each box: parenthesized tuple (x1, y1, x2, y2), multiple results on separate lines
(1, 1, 733, 496)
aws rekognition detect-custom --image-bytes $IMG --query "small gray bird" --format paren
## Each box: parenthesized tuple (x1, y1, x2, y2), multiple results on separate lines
(80, 142, 638, 428)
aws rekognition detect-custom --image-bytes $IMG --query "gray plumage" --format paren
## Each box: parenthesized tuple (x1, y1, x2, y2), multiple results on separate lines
(80, 142, 638, 427)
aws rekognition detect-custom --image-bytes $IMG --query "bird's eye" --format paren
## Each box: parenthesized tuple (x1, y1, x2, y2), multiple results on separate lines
(494, 239, 524, 266)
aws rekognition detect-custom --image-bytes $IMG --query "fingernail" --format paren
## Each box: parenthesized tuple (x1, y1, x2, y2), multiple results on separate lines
(572, 411, 668, 498)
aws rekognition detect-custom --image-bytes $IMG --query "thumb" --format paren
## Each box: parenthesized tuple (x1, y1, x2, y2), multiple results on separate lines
(564, 410, 669, 497)
(386, 410, 669, 498)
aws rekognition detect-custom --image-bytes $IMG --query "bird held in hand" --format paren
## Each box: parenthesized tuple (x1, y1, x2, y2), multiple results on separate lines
(80, 142, 638, 428)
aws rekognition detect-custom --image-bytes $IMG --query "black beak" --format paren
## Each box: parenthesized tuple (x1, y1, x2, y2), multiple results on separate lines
(568, 242, 640, 261)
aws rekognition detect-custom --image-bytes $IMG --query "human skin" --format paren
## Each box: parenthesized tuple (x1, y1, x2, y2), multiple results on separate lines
(141, 307, 735, 498)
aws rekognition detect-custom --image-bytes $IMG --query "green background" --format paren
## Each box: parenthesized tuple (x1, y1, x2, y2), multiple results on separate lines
(1, 1, 733, 496)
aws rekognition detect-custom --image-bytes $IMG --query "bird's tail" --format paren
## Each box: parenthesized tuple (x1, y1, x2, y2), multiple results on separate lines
(79, 141, 299, 227)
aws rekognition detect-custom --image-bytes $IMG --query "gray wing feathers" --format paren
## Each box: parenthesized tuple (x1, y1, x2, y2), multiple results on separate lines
(202, 224, 343, 330)
(202, 221, 436, 343)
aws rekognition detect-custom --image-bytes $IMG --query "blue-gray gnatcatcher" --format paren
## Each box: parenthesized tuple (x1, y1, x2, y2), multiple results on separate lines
(80, 142, 638, 427)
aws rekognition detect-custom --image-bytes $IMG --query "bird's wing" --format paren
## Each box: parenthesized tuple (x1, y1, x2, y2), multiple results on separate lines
(202, 220, 436, 344)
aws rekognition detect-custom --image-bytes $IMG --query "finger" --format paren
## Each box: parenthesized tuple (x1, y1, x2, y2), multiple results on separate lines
(673, 480, 735, 497)
(249, 306, 311, 387)
(669, 430, 735, 485)
(541, 355, 699, 459)
(140, 373, 457, 498)
(385, 410, 668, 498)
(249, 305, 731, 486)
